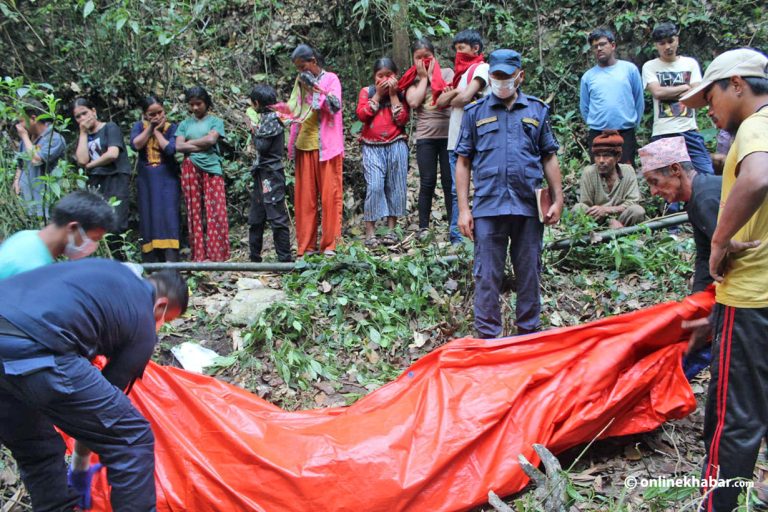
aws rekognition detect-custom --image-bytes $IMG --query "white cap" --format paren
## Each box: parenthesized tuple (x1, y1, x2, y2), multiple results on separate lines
(680, 48, 768, 109)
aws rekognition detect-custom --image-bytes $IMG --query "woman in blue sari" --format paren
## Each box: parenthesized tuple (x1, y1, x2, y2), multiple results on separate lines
(130, 96, 181, 262)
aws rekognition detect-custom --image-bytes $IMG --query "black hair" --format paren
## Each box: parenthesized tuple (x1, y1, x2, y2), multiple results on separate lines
(249, 84, 278, 112)
(411, 37, 435, 55)
(184, 86, 212, 108)
(291, 44, 323, 66)
(51, 190, 116, 232)
(716, 76, 768, 95)
(453, 29, 484, 53)
(373, 57, 398, 77)
(20, 99, 45, 118)
(588, 27, 615, 45)
(651, 22, 678, 42)
(140, 95, 163, 112)
(147, 270, 189, 316)
(70, 98, 96, 116)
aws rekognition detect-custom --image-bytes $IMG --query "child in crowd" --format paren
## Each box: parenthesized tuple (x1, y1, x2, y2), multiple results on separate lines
(436, 29, 490, 245)
(247, 84, 293, 262)
(72, 97, 132, 259)
(175, 86, 230, 262)
(130, 96, 181, 262)
(356, 57, 410, 247)
(401, 38, 454, 241)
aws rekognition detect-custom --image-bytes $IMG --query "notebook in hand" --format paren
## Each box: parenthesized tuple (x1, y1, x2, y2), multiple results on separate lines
(536, 187, 553, 223)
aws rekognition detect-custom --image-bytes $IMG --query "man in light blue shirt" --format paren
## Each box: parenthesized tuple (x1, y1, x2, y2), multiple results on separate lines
(0, 190, 115, 279)
(580, 27, 644, 164)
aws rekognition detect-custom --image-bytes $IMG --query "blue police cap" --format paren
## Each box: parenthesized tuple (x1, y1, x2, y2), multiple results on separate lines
(488, 49, 522, 75)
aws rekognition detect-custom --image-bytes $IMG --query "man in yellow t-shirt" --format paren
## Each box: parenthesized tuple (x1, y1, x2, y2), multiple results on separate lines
(681, 48, 768, 512)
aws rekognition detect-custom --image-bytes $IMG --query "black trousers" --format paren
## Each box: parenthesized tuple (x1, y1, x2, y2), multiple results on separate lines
(248, 168, 292, 262)
(0, 335, 156, 511)
(416, 138, 452, 229)
(88, 173, 131, 261)
(587, 128, 638, 165)
(701, 304, 768, 511)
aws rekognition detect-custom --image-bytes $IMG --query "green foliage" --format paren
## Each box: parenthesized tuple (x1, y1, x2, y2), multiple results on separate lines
(0, 78, 87, 237)
(547, 209, 694, 276)
(241, 243, 472, 390)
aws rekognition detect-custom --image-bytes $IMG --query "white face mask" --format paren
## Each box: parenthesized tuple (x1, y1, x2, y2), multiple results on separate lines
(490, 76, 519, 99)
(64, 225, 99, 260)
(155, 302, 169, 333)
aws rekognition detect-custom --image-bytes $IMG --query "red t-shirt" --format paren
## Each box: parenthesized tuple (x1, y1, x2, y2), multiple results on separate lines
(356, 86, 410, 144)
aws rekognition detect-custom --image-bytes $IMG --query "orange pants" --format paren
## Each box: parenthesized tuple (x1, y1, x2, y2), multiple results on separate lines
(294, 150, 343, 256)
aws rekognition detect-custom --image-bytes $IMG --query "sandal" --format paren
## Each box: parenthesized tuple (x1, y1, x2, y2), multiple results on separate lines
(364, 237, 379, 248)
(381, 232, 399, 246)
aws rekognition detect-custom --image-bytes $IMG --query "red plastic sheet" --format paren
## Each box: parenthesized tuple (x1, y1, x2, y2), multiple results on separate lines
(83, 290, 713, 511)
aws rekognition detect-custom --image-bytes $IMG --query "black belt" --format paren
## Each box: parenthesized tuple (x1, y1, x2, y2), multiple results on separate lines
(0, 317, 32, 339)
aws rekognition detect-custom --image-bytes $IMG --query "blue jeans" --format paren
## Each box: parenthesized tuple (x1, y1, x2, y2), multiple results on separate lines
(448, 150, 462, 244)
(651, 130, 714, 175)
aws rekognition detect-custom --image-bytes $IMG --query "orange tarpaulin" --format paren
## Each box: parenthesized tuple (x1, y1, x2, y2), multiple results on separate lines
(83, 290, 713, 511)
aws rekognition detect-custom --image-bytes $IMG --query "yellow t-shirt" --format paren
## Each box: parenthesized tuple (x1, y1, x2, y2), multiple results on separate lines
(716, 109, 768, 308)
(295, 111, 319, 151)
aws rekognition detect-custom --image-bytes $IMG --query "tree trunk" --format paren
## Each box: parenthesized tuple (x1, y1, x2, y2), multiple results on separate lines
(391, 0, 410, 70)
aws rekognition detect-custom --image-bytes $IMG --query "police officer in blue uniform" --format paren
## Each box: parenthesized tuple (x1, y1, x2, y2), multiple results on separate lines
(455, 49, 564, 338)
(0, 260, 188, 511)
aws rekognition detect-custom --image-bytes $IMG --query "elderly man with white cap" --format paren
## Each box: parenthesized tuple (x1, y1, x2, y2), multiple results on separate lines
(679, 47, 768, 511)
(638, 136, 722, 380)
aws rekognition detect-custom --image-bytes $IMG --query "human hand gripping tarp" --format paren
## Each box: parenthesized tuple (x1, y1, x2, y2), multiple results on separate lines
(78, 290, 713, 511)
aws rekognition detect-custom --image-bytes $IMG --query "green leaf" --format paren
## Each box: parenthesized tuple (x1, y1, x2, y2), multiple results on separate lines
(83, 0, 95, 18)
(369, 327, 381, 345)
(210, 354, 238, 369)
(116, 17, 127, 31)
(292, 320, 302, 332)
(158, 33, 172, 45)
(129, 20, 140, 34)
(230, 85, 242, 94)
(350, 120, 363, 135)
(337, 296, 349, 306)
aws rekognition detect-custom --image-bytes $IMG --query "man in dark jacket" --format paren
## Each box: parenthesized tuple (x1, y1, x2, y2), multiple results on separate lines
(639, 135, 721, 378)
(0, 259, 188, 511)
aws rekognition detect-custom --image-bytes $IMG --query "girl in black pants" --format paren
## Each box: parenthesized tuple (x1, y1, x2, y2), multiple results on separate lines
(402, 38, 455, 240)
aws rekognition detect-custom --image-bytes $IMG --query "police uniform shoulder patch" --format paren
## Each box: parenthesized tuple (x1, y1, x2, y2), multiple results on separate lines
(463, 96, 489, 111)
(477, 116, 498, 127)
(527, 95, 548, 106)
(521, 117, 540, 127)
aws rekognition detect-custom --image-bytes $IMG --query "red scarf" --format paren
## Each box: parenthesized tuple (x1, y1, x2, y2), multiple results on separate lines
(397, 57, 447, 104)
(452, 52, 485, 87)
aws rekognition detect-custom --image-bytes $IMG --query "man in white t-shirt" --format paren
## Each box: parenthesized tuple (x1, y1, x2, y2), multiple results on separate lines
(437, 29, 490, 244)
(642, 22, 714, 175)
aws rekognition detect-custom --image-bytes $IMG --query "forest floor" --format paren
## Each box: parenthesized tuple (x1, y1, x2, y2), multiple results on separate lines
(2, 165, 766, 511)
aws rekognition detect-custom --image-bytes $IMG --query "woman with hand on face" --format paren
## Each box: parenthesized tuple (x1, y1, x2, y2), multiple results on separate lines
(283, 44, 344, 258)
(400, 38, 454, 241)
(175, 86, 230, 262)
(72, 98, 132, 260)
(357, 57, 410, 247)
(130, 96, 181, 263)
